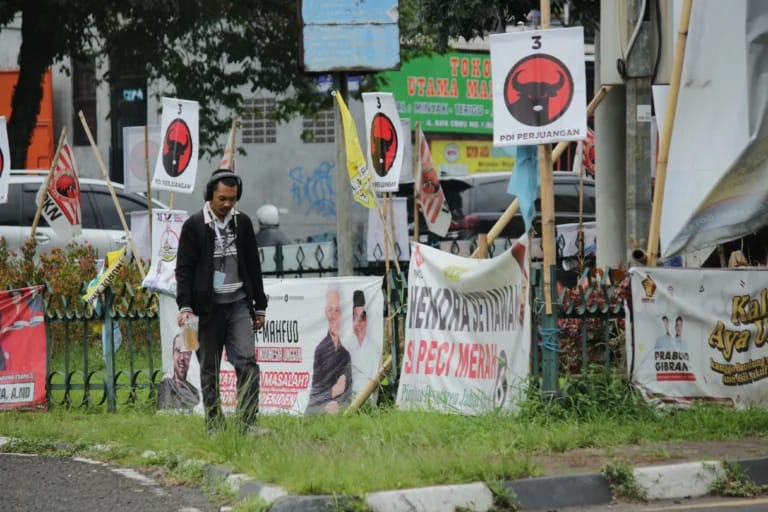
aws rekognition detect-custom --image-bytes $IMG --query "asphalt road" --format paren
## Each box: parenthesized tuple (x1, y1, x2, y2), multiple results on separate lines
(0, 453, 214, 512)
(547, 496, 768, 512)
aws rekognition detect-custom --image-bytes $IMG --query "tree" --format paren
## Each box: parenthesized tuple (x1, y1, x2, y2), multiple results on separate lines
(0, 0, 598, 168)
(0, 0, 327, 167)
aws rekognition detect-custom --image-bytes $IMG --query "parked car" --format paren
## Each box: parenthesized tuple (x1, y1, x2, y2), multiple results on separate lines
(0, 170, 168, 257)
(397, 170, 596, 241)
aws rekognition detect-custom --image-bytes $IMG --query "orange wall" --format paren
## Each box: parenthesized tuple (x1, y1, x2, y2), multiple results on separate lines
(0, 68, 54, 169)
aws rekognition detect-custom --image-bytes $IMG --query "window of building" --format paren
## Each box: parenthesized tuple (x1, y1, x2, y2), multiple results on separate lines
(72, 57, 97, 146)
(242, 98, 277, 144)
(302, 110, 335, 143)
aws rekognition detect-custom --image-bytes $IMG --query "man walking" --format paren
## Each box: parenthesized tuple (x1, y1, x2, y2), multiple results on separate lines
(175, 168, 268, 434)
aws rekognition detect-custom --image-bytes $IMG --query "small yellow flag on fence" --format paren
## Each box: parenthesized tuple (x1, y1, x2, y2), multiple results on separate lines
(334, 92, 376, 208)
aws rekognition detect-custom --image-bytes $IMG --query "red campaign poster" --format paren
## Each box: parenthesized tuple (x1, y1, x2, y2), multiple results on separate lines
(0, 286, 47, 410)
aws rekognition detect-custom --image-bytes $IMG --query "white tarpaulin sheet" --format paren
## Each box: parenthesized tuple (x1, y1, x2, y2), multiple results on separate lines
(628, 267, 768, 408)
(395, 238, 531, 414)
(661, 0, 768, 258)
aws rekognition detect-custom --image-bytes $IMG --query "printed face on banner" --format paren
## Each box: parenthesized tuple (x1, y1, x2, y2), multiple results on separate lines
(490, 27, 586, 146)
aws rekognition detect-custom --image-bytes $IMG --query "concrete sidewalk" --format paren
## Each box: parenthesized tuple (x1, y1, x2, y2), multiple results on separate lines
(216, 455, 768, 511)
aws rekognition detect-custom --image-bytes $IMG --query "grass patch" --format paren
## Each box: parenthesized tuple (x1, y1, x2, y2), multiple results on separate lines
(2, 398, 768, 496)
(710, 461, 768, 497)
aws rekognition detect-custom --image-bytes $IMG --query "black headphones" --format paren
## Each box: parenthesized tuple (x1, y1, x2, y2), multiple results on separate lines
(204, 169, 243, 201)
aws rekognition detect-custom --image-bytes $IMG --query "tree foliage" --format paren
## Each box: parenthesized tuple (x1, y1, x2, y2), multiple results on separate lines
(0, 0, 598, 167)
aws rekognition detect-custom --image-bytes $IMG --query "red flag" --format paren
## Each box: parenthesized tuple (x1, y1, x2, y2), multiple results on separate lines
(37, 141, 82, 240)
(417, 126, 450, 237)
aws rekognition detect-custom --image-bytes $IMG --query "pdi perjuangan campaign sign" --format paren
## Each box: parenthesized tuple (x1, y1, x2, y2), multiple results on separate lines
(490, 27, 586, 146)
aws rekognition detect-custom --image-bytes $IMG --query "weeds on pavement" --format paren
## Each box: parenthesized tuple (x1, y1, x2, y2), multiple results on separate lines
(710, 461, 768, 497)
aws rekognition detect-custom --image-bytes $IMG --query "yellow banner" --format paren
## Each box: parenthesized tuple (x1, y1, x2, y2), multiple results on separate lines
(334, 92, 376, 208)
(82, 246, 127, 305)
(430, 140, 515, 175)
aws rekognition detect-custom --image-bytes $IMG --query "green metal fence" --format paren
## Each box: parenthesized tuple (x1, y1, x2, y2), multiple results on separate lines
(41, 240, 626, 411)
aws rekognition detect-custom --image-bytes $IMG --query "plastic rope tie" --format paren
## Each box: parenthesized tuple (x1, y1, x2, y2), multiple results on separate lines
(539, 326, 561, 352)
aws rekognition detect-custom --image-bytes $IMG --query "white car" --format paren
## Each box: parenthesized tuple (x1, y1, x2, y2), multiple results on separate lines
(0, 170, 168, 257)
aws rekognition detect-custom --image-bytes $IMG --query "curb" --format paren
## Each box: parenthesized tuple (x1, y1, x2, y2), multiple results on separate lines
(216, 456, 768, 511)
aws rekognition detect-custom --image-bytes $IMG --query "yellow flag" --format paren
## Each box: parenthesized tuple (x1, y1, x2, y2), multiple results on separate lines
(334, 92, 376, 208)
(82, 246, 127, 305)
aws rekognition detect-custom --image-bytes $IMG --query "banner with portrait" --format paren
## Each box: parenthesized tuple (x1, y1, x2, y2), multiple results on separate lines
(142, 209, 188, 297)
(0, 286, 46, 410)
(363, 92, 405, 192)
(218, 276, 384, 415)
(157, 295, 203, 414)
(151, 97, 199, 193)
(628, 267, 768, 408)
(395, 238, 531, 414)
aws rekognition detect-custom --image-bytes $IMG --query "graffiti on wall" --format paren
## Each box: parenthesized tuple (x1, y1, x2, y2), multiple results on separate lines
(289, 161, 336, 218)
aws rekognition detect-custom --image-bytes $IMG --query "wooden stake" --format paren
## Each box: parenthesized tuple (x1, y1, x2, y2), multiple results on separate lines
(78, 111, 146, 279)
(646, 0, 693, 266)
(30, 127, 67, 240)
(144, 124, 153, 241)
(344, 355, 392, 415)
(412, 123, 421, 244)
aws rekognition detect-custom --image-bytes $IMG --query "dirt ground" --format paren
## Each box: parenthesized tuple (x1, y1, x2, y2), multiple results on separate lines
(529, 437, 768, 477)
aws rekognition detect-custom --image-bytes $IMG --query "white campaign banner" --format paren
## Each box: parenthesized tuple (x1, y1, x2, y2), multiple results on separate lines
(490, 27, 587, 146)
(142, 209, 188, 297)
(628, 267, 768, 408)
(363, 92, 405, 192)
(151, 98, 199, 193)
(0, 116, 10, 203)
(218, 276, 384, 416)
(661, 1, 768, 258)
(158, 295, 203, 415)
(123, 125, 160, 194)
(396, 238, 531, 414)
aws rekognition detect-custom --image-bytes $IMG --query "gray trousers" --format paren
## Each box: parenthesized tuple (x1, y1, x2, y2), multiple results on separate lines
(197, 298, 260, 430)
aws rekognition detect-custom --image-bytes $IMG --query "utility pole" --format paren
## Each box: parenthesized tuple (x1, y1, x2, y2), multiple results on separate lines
(334, 74, 353, 275)
(624, 0, 654, 266)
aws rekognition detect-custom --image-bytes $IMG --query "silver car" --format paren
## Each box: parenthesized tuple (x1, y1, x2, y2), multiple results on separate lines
(0, 170, 168, 257)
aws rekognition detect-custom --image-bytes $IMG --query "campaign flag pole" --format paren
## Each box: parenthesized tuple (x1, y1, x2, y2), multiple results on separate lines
(30, 127, 67, 240)
(79, 111, 146, 279)
(412, 123, 421, 244)
(144, 124, 153, 242)
(221, 117, 238, 171)
(645, 0, 692, 267)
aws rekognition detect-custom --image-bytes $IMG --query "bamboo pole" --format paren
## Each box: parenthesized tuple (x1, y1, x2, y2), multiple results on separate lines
(78, 111, 146, 279)
(469, 86, 612, 259)
(144, 124, 153, 242)
(412, 123, 421, 244)
(224, 117, 238, 171)
(30, 127, 67, 240)
(646, 0, 693, 266)
(344, 355, 392, 415)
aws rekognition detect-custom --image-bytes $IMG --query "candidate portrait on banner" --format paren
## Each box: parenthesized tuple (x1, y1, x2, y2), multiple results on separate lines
(490, 26, 587, 146)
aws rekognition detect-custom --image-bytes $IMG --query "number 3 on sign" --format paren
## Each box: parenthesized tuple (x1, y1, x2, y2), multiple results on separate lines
(177, 103, 183, 115)
(531, 35, 542, 50)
